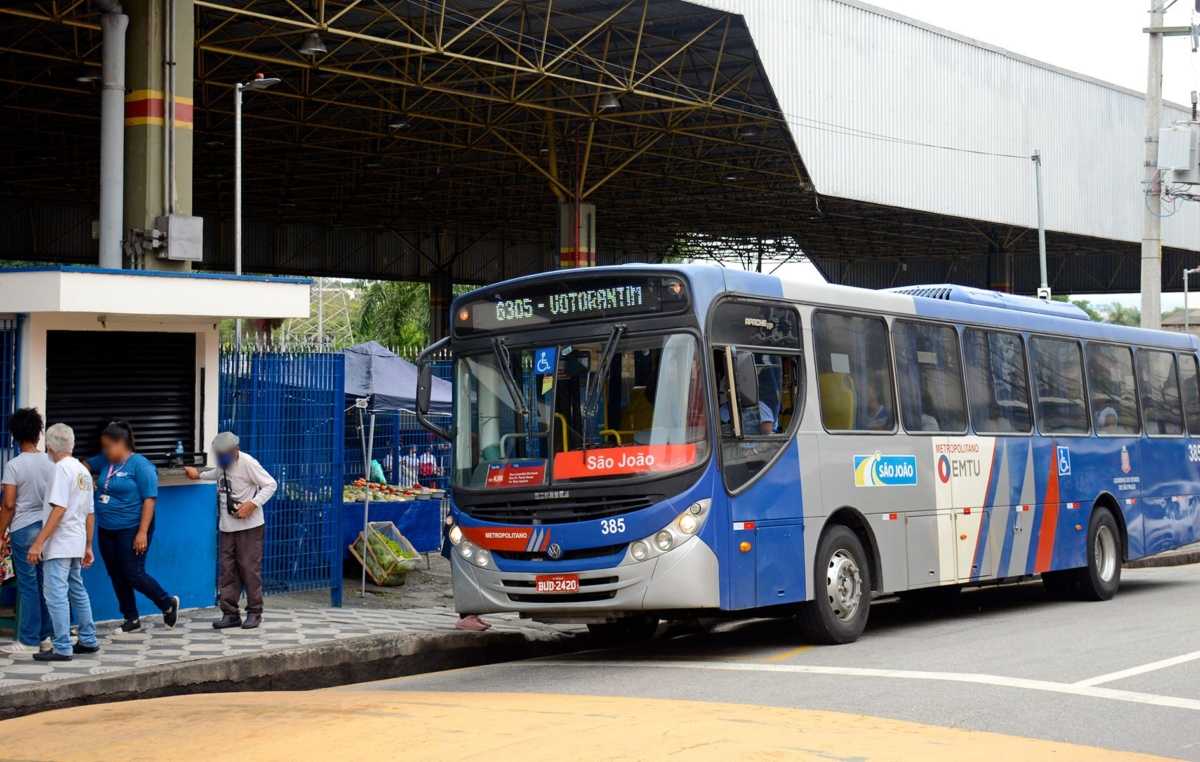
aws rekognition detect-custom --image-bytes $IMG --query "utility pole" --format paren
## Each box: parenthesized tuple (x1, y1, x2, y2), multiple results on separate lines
(1142, 0, 1165, 330)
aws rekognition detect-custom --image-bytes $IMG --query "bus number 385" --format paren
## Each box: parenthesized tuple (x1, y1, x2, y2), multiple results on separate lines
(600, 518, 626, 535)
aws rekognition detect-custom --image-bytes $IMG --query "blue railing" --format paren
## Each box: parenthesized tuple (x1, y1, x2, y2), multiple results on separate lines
(0, 318, 20, 475)
(219, 347, 345, 606)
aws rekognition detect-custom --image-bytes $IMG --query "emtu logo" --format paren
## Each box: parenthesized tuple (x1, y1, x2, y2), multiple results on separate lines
(937, 454, 952, 484)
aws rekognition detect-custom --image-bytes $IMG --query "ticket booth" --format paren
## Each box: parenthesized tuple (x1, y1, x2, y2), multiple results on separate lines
(0, 267, 309, 620)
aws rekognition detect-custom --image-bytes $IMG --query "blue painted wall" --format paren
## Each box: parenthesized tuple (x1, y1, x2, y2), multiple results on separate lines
(82, 483, 217, 623)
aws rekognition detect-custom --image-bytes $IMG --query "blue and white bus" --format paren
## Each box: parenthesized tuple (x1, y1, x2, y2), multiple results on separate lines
(415, 265, 1200, 644)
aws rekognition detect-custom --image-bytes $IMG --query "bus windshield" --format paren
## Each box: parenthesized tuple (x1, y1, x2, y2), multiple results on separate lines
(452, 332, 708, 489)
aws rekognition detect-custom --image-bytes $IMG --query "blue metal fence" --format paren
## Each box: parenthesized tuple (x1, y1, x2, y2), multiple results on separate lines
(0, 318, 19, 473)
(219, 347, 346, 606)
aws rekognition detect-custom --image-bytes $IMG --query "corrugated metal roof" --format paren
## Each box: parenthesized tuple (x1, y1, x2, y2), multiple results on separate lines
(695, 0, 1200, 251)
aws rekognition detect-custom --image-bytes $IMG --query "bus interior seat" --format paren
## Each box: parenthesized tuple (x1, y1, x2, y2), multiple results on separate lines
(819, 373, 856, 429)
(620, 386, 655, 432)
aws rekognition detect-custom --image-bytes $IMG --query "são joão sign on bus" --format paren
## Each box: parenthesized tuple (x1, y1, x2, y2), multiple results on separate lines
(553, 444, 698, 480)
(453, 274, 689, 335)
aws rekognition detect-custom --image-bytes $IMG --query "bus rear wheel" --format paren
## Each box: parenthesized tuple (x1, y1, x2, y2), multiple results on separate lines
(1074, 507, 1122, 601)
(587, 614, 660, 648)
(797, 525, 870, 645)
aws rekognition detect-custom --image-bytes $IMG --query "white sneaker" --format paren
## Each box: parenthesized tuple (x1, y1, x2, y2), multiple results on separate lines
(0, 640, 40, 655)
(39, 638, 52, 652)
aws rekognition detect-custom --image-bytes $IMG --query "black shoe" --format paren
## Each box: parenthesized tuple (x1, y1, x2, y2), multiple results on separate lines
(213, 614, 242, 629)
(73, 643, 101, 655)
(114, 618, 142, 634)
(163, 596, 180, 629)
(241, 613, 262, 630)
(33, 650, 71, 662)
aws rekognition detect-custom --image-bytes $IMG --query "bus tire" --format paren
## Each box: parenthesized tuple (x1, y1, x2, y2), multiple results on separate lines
(797, 525, 870, 645)
(587, 614, 659, 648)
(1072, 507, 1122, 602)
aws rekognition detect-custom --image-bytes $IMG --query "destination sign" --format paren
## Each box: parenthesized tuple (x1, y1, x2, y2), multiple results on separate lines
(454, 275, 689, 336)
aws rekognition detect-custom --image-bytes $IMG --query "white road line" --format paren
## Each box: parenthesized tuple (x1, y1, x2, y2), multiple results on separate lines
(529, 659, 1200, 712)
(1074, 650, 1200, 687)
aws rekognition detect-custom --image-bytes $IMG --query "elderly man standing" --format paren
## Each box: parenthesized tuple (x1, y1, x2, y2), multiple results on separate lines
(184, 432, 277, 630)
(26, 423, 100, 661)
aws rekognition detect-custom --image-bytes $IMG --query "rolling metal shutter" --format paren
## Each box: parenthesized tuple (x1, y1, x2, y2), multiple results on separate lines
(46, 331, 196, 465)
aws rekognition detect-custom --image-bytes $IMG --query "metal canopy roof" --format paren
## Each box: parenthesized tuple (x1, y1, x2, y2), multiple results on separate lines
(0, 0, 1192, 292)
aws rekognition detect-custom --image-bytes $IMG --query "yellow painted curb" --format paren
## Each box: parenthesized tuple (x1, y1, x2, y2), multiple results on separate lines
(0, 691, 1174, 761)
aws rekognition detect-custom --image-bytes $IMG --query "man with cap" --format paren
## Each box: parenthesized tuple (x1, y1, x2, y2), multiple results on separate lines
(184, 432, 277, 629)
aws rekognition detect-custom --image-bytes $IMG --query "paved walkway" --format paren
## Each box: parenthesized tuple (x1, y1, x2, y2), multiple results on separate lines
(0, 605, 572, 693)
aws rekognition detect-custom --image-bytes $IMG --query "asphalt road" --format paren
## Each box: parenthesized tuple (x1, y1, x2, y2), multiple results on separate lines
(355, 564, 1200, 760)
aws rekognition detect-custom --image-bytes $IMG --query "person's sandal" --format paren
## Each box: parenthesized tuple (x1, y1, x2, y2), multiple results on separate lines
(455, 614, 490, 631)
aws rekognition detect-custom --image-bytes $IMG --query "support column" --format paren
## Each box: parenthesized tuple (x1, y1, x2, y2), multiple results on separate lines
(122, 0, 195, 271)
(429, 270, 454, 342)
(987, 243, 1013, 293)
(558, 201, 596, 269)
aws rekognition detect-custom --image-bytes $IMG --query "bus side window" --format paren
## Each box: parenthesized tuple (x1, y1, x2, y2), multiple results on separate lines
(1181, 354, 1200, 435)
(1085, 343, 1140, 436)
(892, 321, 966, 433)
(962, 329, 1031, 434)
(813, 312, 895, 432)
(1029, 337, 1089, 435)
(1136, 349, 1184, 436)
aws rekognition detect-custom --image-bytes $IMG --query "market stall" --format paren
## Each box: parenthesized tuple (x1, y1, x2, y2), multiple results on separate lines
(343, 342, 451, 577)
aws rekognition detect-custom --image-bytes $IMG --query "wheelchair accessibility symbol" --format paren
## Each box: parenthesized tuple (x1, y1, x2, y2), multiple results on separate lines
(1056, 445, 1071, 477)
(534, 347, 557, 375)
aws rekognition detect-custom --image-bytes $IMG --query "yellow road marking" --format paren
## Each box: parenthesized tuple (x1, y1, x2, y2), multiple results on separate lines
(764, 644, 814, 661)
(0, 691, 1176, 762)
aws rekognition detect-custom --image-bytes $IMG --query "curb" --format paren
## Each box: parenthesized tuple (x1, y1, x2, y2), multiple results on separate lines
(0, 626, 582, 721)
(1126, 549, 1200, 569)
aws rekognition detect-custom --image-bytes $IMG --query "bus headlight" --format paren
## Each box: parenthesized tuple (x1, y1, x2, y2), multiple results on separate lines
(474, 548, 491, 568)
(630, 541, 649, 561)
(448, 525, 463, 546)
(458, 540, 475, 560)
(627, 499, 711, 563)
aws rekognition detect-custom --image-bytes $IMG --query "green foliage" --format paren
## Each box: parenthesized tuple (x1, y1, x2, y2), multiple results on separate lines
(354, 280, 430, 347)
(1104, 303, 1141, 327)
(1052, 294, 1103, 322)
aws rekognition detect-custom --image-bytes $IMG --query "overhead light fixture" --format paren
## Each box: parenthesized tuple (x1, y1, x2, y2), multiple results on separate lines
(241, 73, 282, 92)
(204, 137, 225, 148)
(598, 93, 621, 110)
(299, 31, 327, 57)
(364, 160, 383, 168)
(738, 125, 761, 140)
(74, 66, 101, 83)
(388, 116, 411, 131)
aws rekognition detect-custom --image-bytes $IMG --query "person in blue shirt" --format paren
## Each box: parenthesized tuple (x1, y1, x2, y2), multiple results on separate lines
(86, 421, 179, 634)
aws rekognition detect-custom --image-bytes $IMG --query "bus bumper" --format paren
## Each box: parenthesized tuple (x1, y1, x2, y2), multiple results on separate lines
(451, 535, 721, 615)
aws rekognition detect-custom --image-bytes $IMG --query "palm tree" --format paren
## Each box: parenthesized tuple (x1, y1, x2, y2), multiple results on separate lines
(354, 281, 429, 348)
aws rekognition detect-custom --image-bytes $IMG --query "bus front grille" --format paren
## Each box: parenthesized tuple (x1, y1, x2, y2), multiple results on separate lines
(494, 544, 626, 562)
(460, 494, 661, 524)
(507, 590, 617, 604)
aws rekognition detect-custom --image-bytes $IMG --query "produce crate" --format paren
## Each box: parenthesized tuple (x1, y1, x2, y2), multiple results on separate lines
(349, 521, 421, 586)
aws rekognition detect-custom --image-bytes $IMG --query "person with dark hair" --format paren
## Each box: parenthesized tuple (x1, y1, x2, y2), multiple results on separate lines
(86, 421, 179, 633)
(0, 408, 55, 654)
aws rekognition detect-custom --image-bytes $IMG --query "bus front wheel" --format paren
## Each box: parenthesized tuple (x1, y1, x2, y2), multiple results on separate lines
(1074, 507, 1122, 601)
(797, 525, 871, 644)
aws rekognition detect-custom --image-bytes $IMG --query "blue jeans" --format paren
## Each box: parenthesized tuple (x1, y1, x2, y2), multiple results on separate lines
(42, 557, 98, 655)
(97, 524, 172, 620)
(8, 522, 51, 646)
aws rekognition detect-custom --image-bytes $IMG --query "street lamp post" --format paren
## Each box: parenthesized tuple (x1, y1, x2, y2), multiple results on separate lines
(234, 73, 281, 347)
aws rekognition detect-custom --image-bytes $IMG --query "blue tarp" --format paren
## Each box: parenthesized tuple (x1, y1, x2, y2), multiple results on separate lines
(342, 500, 442, 554)
(343, 341, 451, 415)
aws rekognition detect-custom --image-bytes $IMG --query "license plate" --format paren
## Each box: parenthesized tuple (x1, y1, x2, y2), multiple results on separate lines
(535, 574, 579, 593)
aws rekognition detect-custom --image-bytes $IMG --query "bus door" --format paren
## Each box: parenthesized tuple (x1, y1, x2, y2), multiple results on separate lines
(711, 320, 804, 608)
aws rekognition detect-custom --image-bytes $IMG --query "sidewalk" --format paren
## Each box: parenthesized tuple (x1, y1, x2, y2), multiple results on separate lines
(1126, 541, 1200, 569)
(0, 556, 583, 720)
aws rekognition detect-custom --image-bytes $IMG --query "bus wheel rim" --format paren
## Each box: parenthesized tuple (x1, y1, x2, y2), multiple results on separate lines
(1095, 524, 1117, 583)
(827, 549, 862, 621)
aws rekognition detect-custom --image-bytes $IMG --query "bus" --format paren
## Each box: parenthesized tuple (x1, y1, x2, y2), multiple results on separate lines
(414, 264, 1200, 645)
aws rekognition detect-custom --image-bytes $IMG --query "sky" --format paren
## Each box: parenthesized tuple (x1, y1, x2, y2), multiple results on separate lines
(764, 0, 1200, 311)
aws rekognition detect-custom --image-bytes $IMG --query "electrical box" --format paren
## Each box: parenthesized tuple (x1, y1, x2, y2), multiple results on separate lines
(1158, 124, 1200, 184)
(155, 214, 204, 262)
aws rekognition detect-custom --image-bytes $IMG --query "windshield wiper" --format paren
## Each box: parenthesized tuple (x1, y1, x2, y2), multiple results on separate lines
(490, 337, 530, 421)
(582, 323, 626, 425)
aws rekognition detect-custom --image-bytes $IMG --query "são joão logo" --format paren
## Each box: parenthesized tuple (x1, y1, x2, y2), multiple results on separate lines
(854, 451, 918, 487)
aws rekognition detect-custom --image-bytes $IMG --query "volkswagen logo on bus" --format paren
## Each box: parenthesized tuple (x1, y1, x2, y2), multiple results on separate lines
(547, 543, 563, 559)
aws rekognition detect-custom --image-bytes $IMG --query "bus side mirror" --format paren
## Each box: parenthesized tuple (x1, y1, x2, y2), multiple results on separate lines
(734, 349, 760, 412)
(416, 337, 451, 441)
